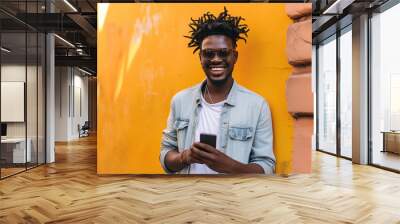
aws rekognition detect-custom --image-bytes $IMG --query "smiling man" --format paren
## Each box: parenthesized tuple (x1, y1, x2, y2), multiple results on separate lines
(160, 7, 275, 174)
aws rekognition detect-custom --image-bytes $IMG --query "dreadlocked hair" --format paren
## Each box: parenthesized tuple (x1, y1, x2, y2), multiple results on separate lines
(184, 7, 249, 53)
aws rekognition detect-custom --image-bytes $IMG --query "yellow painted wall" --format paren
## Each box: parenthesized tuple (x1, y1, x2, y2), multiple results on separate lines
(98, 3, 294, 174)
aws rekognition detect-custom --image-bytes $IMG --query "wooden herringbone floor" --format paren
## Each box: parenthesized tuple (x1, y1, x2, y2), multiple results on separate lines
(1, 135, 400, 224)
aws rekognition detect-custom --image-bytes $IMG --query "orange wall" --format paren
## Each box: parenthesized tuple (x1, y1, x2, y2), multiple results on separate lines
(98, 3, 294, 174)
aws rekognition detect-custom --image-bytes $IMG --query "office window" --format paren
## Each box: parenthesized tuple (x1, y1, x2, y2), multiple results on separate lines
(339, 28, 352, 158)
(317, 36, 337, 154)
(371, 3, 400, 171)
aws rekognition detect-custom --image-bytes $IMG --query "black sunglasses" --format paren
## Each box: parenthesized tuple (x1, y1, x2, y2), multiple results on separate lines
(200, 48, 234, 59)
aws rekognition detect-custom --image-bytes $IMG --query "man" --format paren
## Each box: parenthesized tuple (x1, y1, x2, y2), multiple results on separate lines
(160, 7, 275, 174)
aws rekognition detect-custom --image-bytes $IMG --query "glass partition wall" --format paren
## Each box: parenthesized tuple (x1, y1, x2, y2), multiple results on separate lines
(0, 1, 46, 179)
(339, 27, 352, 159)
(1, 30, 27, 177)
(370, 2, 400, 172)
(317, 35, 337, 155)
(316, 26, 352, 159)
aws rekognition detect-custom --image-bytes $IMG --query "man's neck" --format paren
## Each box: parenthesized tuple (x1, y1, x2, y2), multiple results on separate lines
(204, 77, 233, 103)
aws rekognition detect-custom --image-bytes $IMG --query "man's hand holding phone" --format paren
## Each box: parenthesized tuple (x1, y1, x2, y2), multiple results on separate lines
(180, 133, 216, 166)
(170, 133, 264, 174)
(188, 133, 239, 173)
(180, 146, 204, 165)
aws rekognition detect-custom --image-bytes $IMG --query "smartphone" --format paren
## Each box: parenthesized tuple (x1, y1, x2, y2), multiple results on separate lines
(200, 133, 217, 148)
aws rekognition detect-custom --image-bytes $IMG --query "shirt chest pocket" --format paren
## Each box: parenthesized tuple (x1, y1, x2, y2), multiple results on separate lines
(227, 126, 253, 162)
(174, 119, 189, 150)
(228, 127, 253, 141)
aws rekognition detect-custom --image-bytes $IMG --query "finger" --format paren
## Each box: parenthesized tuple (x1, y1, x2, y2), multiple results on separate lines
(191, 151, 205, 161)
(189, 149, 205, 164)
(193, 142, 217, 153)
(191, 146, 216, 164)
(192, 146, 215, 161)
(191, 158, 204, 164)
(190, 146, 203, 158)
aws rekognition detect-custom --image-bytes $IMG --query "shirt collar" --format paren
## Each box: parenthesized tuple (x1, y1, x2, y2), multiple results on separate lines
(195, 79, 237, 107)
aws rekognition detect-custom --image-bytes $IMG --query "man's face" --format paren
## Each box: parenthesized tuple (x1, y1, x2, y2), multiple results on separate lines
(199, 35, 238, 86)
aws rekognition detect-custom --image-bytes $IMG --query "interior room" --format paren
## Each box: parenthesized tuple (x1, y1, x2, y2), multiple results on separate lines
(0, 0, 399, 223)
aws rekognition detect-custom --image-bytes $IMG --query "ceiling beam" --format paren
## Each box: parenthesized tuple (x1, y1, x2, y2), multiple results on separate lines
(55, 55, 96, 69)
(67, 13, 97, 39)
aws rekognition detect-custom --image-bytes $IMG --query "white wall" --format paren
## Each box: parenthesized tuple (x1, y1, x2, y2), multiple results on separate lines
(55, 67, 89, 141)
(55, 66, 70, 141)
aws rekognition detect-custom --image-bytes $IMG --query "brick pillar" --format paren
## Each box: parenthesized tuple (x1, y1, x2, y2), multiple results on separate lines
(285, 3, 313, 173)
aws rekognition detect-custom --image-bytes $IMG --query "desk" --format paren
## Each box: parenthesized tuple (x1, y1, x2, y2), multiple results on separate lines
(1, 138, 31, 163)
(382, 131, 400, 154)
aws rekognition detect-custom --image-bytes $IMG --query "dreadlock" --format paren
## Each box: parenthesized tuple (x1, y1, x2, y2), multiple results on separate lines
(184, 7, 249, 53)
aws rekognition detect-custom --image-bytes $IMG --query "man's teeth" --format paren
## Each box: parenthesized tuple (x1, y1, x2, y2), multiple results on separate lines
(211, 67, 225, 71)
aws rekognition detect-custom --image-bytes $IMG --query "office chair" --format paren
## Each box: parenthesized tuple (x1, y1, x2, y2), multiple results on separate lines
(79, 121, 90, 138)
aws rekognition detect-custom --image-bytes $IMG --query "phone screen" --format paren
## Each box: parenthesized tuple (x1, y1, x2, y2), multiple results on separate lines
(200, 133, 217, 148)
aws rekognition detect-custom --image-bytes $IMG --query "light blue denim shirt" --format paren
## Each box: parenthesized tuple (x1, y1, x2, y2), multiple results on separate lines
(160, 80, 275, 174)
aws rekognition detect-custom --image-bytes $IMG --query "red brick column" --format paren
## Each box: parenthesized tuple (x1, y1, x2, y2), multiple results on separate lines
(285, 3, 313, 173)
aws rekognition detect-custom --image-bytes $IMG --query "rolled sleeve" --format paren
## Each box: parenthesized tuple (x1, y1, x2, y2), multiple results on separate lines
(160, 98, 178, 173)
(250, 100, 276, 174)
